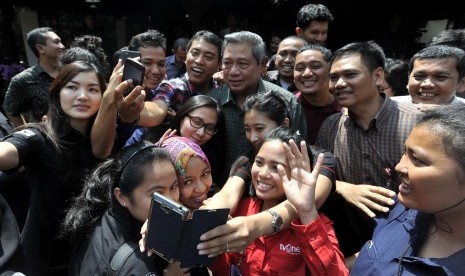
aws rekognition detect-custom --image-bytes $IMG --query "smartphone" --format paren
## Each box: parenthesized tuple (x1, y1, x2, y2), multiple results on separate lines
(120, 49, 141, 62)
(122, 58, 145, 95)
(146, 192, 189, 262)
(145, 192, 229, 267)
(151, 192, 189, 220)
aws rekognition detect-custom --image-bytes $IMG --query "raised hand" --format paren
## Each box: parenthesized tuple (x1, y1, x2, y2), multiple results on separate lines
(112, 59, 146, 123)
(278, 140, 323, 224)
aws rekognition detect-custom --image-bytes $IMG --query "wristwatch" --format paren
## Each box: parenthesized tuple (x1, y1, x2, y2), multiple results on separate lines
(267, 209, 283, 234)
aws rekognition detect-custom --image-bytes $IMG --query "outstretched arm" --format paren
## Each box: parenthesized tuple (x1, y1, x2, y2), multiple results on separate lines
(0, 141, 19, 170)
(201, 176, 245, 214)
(197, 200, 297, 257)
(91, 60, 145, 158)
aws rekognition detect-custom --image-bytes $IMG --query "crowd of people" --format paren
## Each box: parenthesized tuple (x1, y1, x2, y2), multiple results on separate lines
(0, 2, 465, 275)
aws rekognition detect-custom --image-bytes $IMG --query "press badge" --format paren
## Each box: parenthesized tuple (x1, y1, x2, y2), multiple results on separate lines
(17, 129, 36, 138)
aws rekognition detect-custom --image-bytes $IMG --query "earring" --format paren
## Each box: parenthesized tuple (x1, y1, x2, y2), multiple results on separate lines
(123, 202, 126, 206)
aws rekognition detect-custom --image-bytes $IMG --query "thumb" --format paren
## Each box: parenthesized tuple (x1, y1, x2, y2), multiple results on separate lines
(311, 153, 324, 179)
(277, 164, 289, 183)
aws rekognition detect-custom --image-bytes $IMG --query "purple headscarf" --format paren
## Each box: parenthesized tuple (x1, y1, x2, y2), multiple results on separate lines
(160, 136, 210, 185)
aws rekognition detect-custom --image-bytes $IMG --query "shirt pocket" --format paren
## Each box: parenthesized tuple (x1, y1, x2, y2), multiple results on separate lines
(364, 240, 379, 260)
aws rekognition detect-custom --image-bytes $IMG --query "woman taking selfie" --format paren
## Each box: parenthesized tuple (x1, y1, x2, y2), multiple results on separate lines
(0, 61, 105, 275)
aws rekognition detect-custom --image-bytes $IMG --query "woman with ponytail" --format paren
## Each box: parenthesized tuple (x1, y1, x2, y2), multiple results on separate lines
(62, 142, 185, 275)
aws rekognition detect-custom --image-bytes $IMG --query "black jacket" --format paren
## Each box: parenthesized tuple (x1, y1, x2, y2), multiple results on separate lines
(69, 205, 165, 275)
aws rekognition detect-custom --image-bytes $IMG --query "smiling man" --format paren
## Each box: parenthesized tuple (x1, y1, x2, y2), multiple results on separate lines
(142, 30, 222, 128)
(3, 27, 65, 126)
(208, 31, 307, 180)
(292, 44, 341, 145)
(295, 3, 334, 45)
(266, 36, 307, 90)
(392, 44, 465, 107)
(315, 41, 419, 260)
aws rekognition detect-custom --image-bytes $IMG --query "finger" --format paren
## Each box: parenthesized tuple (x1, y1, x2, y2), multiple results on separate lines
(356, 202, 377, 218)
(135, 89, 146, 103)
(290, 139, 303, 158)
(160, 128, 177, 141)
(114, 80, 131, 101)
(139, 238, 145, 253)
(369, 186, 396, 198)
(360, 197, 391, 214)
(197, 228, 235, 255)
(198, 241, 231, 257)
(299, 140, 311, 171)
(199, 223, 233, 242)
(128, 91, 145, 113)
(139, 219, 148, 252)
(277, 163, 289, 184)
(124, 85, 143, 102)
(366, 191, 395, 207)
(311, 153, 324, 178)
(112, 59, 123, 74)
(282, 141, 299, 170)
(161, 128, 172, 140)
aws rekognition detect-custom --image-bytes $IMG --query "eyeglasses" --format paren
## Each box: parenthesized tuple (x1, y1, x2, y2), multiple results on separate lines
(186, 114, 217, 135)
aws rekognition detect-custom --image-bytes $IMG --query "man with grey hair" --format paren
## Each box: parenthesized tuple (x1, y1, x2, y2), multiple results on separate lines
(208, 31, 307, 178)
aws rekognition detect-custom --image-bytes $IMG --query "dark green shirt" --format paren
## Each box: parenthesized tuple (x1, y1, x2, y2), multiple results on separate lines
(3, 64, 53, 123)
(208, 79, 307, 177)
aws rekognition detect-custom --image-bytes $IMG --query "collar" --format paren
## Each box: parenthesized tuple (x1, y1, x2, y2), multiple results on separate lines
(450, 96, 465, 105)
(182, 73, 218, 94)
(56, 122, 88, 140)
(216, 79, 265, 106)
(30, 63, 47, 76)
(297, 92, 342, 110)
(345, 94, 391, 131)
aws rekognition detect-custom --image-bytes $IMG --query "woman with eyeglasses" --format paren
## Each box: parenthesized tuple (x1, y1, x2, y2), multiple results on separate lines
(126, 95, 225, 190)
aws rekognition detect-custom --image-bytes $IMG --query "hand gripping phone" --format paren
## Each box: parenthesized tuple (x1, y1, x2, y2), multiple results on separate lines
(146, 192, 229, 268)
(122, 58, 145, 95)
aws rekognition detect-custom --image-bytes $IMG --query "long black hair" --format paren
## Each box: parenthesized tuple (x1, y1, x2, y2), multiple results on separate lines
(61, 141, 174, 244)
(23, 61, 106, 154)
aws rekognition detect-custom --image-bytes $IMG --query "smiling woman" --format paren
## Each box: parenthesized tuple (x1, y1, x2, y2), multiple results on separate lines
(209, 127, 348, 275)
(0, 61, 105, 275)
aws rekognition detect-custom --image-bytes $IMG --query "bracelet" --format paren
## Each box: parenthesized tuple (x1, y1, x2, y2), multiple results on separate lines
(267, 209, 283, 234)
